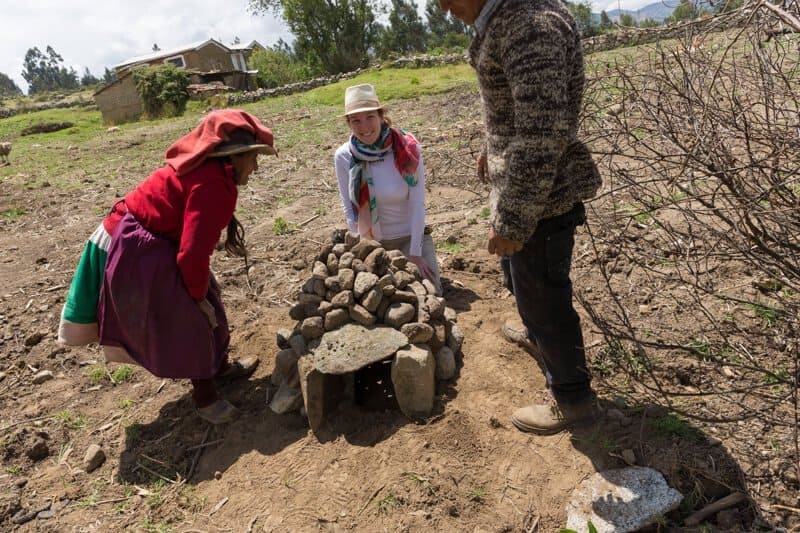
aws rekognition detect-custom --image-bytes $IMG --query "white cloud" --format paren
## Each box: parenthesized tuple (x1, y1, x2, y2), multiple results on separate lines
(1, 0, 291, 93)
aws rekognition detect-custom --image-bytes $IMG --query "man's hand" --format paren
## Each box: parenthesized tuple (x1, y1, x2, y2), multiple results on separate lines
(487, 226, 523, 257)
(477, 150, 488, 183)
(408, 255, 436, 283)
(199, 298, 218, 329)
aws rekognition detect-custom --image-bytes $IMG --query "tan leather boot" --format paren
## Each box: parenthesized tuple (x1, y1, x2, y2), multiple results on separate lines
(511, 397, 598, 435)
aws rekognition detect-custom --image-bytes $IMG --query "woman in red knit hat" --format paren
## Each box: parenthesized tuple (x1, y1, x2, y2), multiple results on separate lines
(59, 109, 277, 424)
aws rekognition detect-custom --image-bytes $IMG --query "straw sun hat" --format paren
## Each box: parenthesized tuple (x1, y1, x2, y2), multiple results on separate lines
(209, 129, 277, 158)
(342, 83, 385, 116)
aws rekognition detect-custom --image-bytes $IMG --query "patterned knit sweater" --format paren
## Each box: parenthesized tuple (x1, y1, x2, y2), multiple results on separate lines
(470, 0, 601, 242)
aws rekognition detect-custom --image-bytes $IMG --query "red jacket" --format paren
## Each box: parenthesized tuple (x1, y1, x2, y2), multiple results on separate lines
(104, 159, 237, 300)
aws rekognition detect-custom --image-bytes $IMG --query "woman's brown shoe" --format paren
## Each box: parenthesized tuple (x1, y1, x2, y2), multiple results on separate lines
(196, 399, 240, 424)
(215, 357, 259, 386)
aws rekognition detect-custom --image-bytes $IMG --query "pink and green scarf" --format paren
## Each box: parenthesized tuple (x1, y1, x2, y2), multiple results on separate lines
(348, 127, 420, 241)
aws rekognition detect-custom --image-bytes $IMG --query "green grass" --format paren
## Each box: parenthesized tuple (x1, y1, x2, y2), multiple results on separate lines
(86, 364, 108, 384)
(1, 207, 26, 220)
(437, 241, 465, 253)
(110, 365, 135, 384)
(272, 217, 297, 235)
(55, 410, 87, 430)
(1, 64, 477, 191)
(377, 494, 402, 513)
(647, 413, 702, 441)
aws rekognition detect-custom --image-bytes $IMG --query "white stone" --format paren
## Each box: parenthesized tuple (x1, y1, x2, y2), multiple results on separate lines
(391, 344, 435, 418)
(434, 346, 456, 380)
(565, 467, 683, 533)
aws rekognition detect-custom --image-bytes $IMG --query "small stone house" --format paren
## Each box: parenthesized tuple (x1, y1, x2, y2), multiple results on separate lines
(94, 38, 263, 124)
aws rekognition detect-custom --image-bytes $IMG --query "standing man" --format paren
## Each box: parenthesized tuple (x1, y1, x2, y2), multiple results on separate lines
(439, 0, 602, 433)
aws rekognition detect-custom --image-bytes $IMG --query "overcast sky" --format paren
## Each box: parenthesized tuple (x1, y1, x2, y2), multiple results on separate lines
(3, 0, 656, 94)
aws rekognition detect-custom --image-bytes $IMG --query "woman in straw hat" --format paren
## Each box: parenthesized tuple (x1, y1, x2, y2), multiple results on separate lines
(58, 109, 277, 424)
(334, 83, 442, 294)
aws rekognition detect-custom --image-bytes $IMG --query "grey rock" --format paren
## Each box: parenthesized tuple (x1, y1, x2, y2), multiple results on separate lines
(385, 303, 416, 328)
(361, 287, 383, 313)
(422, 279, 437, 296)
(444, 306, 457, 322)
(276, 328, 293, 349)
(351, 239, 381, 260)
(317, 301, 334, 316)
(435, 346, 456, 380)
(429, 321, 446, 352)
(345, 231, 360, 248)
(300, 317, 325, 339)
(316, 243, 334, 263)
(353, 272, 379, 298)
(390, 255, 407, 270)
(393, 270, 415, 289)
(382, 284, 396, 297)
(349, 305, 377, 326)
(390, 290, 418, 305)
(446, 323, 464, 354)
(324, 275, 341, 292)
(425, 295, 444, 319)
(272, 348, 299, 386)
(32, 370, 54, 385)
(313, 278, 327, 297)
(338, 268, 355, 290)
(324, 308, 350, 331)
(400, 322, 434, 344)
(326, 253, 339, 276)
(298, 293, 323, 305)
(26, 439, 49, 461)
(312, 261, 329, 280)
(83, 444, 106, 473)
(376, 273, 395, 290)
(364, 247, 387, 275)
(297, 355, 346, 434)
(376, 298, 391, 321)
(302, 277, 316, 294)
(565, 467, 683, 533)
(391, 344, 435, 418)
(385, 249, 404, 259)
(339, 252, 354, 270)
(352, 258, 366, 272)
(408, 281, 427, 297)
(269, 381, 303, 414)
(332, 243, 347, 256)
(289, 302, 319, 321)
(292, 258, 307, 271)
(311, 324, 408, 374)
(331, 290, 354, 308)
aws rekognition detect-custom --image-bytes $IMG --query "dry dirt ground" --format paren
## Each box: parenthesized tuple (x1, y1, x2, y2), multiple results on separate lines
(0, 86, 786, 532)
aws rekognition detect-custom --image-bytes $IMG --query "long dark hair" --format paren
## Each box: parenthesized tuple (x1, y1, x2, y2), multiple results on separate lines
(225, 216, 247, 257)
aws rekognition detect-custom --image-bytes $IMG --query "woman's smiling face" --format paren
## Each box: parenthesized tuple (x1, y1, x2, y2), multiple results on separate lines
(347, 110, 382, 145)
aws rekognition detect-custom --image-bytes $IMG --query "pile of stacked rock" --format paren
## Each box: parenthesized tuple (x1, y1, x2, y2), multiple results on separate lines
(268, 231, 464, 433)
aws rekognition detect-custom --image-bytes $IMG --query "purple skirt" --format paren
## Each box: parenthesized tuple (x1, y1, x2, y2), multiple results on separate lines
(98, 212, 229, 379)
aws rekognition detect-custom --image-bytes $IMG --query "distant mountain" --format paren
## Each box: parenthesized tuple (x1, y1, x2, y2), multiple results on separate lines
(593, 0, 713, 23)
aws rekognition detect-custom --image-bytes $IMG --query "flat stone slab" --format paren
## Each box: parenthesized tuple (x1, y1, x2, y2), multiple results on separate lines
(311, 324, 408, 374)
(565, 466, 683, 533)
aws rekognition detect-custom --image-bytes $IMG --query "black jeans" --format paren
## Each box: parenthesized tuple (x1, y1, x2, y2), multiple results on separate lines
(501, 202, 592, 404)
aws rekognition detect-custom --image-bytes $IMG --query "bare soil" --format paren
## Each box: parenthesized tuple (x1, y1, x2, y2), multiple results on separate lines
(0, 86, 783, 532)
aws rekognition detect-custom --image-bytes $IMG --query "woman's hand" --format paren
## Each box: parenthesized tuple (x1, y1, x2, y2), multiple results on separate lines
(199, 298, 218, 329)
(408, 255, 436, 283)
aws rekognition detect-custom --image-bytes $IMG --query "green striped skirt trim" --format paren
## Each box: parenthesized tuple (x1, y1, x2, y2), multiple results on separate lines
(58, 223, 111, 345)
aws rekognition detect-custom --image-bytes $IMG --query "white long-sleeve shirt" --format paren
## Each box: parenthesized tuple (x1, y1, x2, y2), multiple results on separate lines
(334, 142, 427, 256)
